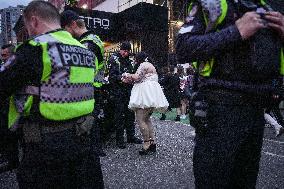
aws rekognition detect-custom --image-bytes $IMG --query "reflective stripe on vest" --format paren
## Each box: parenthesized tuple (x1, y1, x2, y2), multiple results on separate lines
(8, 95, 33, 130)
(188, 0, 228, 29)
(15, 43, 23, 52)
(281, 48, 284, 76)
(80, 33, 105, 88)
(26, 30, 95, 121)
(188, 0, 227, 77)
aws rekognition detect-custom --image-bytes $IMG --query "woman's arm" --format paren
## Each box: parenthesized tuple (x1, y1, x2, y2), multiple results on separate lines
(126, 63, 148, 82)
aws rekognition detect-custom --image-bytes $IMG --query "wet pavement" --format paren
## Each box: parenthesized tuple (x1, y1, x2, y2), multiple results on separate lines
(0, 118, 283, 189)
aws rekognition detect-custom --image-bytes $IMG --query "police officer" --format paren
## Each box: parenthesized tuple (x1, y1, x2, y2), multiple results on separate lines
(108, 42, 142, 149)
(0, 1, 104, 188)
(0, 44, 19, 173)
(60, 10, 106, 156)
(176, 0, 284, 188)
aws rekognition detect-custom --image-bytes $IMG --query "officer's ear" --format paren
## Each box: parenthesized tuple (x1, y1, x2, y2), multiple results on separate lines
(65, 20, 78, 34)
(24, 15, 40, 36)
(30, 16, 41, 30)
(70, 20, 79, 29)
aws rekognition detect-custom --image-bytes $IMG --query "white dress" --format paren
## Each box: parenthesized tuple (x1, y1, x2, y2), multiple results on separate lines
(128, 62, 169, 112)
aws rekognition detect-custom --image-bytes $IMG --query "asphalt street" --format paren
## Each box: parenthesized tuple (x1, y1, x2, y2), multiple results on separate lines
(0, 118, 283, 189)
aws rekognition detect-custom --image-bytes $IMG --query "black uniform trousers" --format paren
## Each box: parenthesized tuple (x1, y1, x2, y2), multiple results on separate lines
(193, 91, 265, 189)
(113, 96, 135, 143)
(17, 119, 104, 189)
(0, 130, 20, 168)
(0, 101, 20, 171)
(91, 90, 105, 155)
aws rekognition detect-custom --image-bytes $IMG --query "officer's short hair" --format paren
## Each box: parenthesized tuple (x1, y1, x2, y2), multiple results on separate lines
(61, 10, 85, 28)
(1, 44, 15, 54)
(120, 42, 132, 51)
(23, 1, 60, 24)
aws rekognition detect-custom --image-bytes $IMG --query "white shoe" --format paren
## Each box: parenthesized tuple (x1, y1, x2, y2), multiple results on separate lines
(180, 115, 187, 119)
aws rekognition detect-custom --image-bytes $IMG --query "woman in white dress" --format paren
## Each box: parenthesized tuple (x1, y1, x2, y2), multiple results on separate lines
(122, 52, 169, 155)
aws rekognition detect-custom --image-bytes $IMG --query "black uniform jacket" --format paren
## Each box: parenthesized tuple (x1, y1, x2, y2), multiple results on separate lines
(108, 52, 134, 100)
(176, 0, 283, 95)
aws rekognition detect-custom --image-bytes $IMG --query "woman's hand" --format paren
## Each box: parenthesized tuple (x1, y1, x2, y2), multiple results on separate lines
(121, 73, 132, 83)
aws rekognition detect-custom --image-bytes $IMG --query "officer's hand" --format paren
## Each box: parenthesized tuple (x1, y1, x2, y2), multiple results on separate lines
(236, 12, 267, 40)
(265, 12, 284, 40)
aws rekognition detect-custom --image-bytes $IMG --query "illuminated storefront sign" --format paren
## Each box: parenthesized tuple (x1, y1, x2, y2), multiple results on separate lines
(80, 16, 110, 30)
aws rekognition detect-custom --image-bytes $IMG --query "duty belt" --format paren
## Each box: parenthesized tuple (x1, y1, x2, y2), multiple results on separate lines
(200, 78, 275, 94)
(202, 88, 268, 106)
(22, 115, 94, 143)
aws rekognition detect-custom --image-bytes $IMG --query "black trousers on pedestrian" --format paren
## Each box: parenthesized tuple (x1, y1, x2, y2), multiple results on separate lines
(193, 95, 265, 189)
(113, 98, 135, 143)
(17, 120, 104, 189)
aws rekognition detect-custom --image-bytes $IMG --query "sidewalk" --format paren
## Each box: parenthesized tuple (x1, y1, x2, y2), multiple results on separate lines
(151, 109, 190, 125)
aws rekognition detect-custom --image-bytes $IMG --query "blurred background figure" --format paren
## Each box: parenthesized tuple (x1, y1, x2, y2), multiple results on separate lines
(159, 65, 181, 121)
(183, 66, 195, 116)
(177, 66, 188, 120)
(1, 44, 15, 64)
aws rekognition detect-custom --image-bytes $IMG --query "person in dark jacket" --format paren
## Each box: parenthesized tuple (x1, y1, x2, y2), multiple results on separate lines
(108, 42, 142, 149)
(159, 65, 181, 121)
(176, 0, 284, 188)
(0, 44, 20, 173)
(60, 9, 106, 157)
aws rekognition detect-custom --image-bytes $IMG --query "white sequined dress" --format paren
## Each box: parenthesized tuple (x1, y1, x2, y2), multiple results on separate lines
(128, 62, 169, 112)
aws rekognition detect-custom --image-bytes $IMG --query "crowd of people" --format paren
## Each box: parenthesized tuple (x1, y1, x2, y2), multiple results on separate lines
(0, 0, 283, 188)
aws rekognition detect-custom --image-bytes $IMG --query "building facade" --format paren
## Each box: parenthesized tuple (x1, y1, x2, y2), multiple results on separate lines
(66, 2, 168, 66)
(93, 0, 181, 64)
(0, 5, 25, 45)
(93, 0, 164, 13)
(48, 0, 107, 11)
(46, 0, 184, 65)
